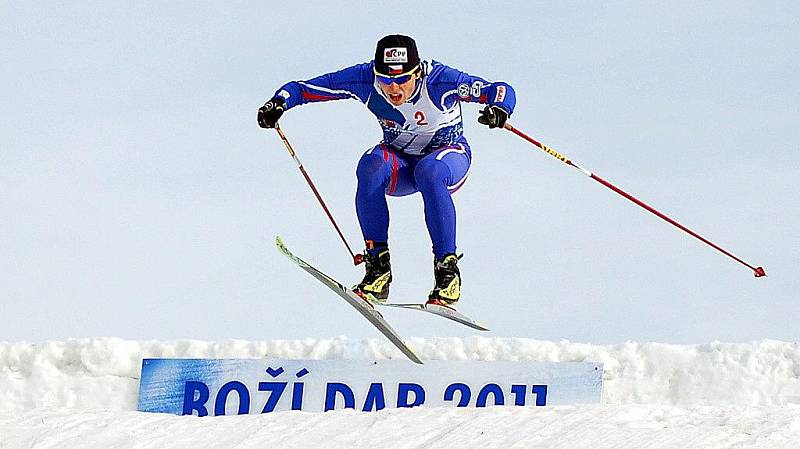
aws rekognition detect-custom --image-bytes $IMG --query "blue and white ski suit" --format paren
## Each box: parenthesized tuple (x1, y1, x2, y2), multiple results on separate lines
(272, 60, 516, 258)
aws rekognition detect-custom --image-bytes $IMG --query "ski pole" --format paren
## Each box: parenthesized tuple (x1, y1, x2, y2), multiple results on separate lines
(274, 124, 364, 266)
(503, 122, 766, 278)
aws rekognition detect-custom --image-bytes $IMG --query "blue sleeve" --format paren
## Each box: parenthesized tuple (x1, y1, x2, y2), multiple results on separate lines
(426, 60, 516, 114)
(271, 62, 374, 110)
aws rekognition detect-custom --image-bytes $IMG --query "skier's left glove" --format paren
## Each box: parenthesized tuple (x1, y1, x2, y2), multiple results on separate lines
(478, 105, 509, 129)
(257, 97, 286, 129)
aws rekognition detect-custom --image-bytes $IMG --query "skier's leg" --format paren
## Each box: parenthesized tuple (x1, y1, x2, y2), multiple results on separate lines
(414, 142, 470, 305)
(413, 143, 471, 260)
(354, 144, 416, 301)
(355, 144, 416, 255)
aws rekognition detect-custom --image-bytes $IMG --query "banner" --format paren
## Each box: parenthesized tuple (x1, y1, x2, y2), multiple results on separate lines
(138, 359, 603, 415)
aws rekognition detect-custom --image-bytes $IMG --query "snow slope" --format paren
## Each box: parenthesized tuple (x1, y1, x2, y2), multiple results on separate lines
(2, 337, 800, 448)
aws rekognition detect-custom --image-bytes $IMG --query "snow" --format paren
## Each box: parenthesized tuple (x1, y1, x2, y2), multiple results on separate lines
(2, 337, 800, 448)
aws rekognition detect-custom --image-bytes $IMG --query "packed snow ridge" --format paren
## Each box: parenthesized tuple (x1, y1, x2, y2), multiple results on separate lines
(2, 337, 799, 414)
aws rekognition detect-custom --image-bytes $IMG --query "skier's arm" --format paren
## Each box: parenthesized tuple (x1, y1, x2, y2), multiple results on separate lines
(258, 63, 374, 128)
(271, 63, 374, 109)
(430, 61, 517, 115)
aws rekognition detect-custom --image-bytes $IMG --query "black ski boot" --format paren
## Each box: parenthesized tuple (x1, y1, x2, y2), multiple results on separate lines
(427, 253, 462, 306)
(353, 248, 392, 303)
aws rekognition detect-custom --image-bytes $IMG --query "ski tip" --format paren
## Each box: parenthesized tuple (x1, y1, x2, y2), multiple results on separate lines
(275, 235, 289, 255)
(274, 235, 309, 268)
(754, 266, 766, 277)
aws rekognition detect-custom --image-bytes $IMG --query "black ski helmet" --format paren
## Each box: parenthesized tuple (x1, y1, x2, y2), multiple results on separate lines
(374, 34, 420, 76)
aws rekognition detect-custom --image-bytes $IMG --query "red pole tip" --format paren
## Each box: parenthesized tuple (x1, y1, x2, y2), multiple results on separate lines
(353, 254, 364, 266)
(754, 267, 766, 277)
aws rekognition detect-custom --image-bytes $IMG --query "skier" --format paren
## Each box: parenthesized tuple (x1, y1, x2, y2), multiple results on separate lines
(258, 35, 516, 307)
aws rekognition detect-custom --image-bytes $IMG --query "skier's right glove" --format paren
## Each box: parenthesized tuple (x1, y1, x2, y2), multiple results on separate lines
(257, 98, 286, 129)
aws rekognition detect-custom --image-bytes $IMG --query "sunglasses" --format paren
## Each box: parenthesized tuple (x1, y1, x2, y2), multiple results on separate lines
(375, 67, 420, 85)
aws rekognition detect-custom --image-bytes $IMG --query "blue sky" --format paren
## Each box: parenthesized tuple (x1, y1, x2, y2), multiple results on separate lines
(1, 1, 797, 343)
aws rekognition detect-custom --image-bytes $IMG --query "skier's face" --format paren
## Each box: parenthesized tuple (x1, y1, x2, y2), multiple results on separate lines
(379, 71, 420, 105)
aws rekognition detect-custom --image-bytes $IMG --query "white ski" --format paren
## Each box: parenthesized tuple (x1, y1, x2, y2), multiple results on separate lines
(275, 236, 423, 364)
(378, 303, 490, 331)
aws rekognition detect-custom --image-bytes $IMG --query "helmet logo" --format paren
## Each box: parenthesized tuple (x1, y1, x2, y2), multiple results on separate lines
(383, 47, 408, 63)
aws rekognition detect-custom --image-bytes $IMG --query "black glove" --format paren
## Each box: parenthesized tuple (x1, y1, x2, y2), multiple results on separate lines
(478, 105, 509, 129)
(257, 97, 286, 129)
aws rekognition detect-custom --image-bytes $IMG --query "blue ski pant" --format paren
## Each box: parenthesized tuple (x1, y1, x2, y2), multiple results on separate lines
(355, 139, 471, 259)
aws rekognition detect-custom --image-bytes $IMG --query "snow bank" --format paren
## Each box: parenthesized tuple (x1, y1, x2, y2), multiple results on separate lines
(1, 337, 799, 414)
(5, 405, 800, 449)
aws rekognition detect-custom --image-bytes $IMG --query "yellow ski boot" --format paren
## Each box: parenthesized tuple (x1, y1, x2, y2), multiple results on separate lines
(353, 249, 392, 303)
(426, 253, 462, 307)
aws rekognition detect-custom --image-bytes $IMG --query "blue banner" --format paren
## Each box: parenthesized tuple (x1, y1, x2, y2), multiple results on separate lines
(138, 359, 603, 415)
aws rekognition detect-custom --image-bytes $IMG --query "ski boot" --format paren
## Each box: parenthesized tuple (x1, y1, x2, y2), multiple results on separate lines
(353, 248, 392, 303)
(427, 253, 462, 307)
